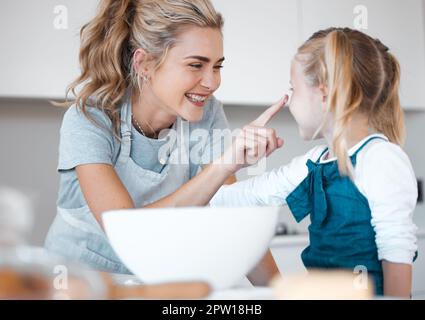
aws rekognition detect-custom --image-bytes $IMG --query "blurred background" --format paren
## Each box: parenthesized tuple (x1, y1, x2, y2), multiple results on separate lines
(0, 0, 424, 297)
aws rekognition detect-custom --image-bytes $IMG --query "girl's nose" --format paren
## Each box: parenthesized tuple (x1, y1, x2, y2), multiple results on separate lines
(287, 88, 294, 106)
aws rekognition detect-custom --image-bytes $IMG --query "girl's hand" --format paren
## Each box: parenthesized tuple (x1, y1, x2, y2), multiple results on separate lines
(216, 95, 288, 174)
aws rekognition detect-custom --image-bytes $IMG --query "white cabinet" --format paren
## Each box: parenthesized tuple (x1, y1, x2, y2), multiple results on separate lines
(0, 0, 98, 99)
(299, 0, 425, 110)
(1, 0, 425, 109)
(1, 0, 299, 103)
(270, 235, 308, 275)
(209, 0, 300, 106)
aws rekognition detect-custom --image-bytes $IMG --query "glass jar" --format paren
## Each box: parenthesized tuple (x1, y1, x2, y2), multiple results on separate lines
(0, 187, 106, 299)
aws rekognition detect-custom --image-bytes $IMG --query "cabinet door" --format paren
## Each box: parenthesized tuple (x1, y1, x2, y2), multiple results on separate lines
(0, 0, 98, 99)
(270, 239, 308, 275)
(299, 0, 425, 110)
(413, 234, 425, 298)
(211, 0, 299, 106)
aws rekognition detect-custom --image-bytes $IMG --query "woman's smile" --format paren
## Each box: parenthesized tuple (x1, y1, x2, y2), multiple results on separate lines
(185, 93, 210, 107)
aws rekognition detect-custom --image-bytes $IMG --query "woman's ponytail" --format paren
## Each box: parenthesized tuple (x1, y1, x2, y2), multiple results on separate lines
(67, 0, 135, 136)
(63, 0, 223, 137)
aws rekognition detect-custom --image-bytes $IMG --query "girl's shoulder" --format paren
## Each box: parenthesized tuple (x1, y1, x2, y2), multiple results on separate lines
(355, 137, 416, 188)
(357, 137, 412, 168)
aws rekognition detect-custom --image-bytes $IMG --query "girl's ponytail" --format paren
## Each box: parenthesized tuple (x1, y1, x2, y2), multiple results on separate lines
(324, 30, 363, 176)
(369, 53, 405, 146)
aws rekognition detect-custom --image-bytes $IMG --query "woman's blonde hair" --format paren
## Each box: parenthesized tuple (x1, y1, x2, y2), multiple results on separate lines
(296, 27, 405, 176)
(65, 0, 223, 136)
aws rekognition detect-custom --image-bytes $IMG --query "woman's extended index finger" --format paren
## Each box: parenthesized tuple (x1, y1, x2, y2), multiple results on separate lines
(250, 95, 288, 127)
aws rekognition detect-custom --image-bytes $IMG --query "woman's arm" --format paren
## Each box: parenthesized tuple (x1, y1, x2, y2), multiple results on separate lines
(76, 163, 135, 227)
(77, 97, 287, 225)
(76, 160, 235, 226)
(382, 260, 412, 298)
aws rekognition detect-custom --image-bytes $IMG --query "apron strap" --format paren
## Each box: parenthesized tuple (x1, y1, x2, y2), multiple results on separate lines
(116, 91, 132, 166)
(352, 135, 388, 158)
(315, 147, 329, 163)
(315, 135, 388, 164)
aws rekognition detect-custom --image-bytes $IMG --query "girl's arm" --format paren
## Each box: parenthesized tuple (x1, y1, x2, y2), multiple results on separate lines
(210, 146, 322, 207)
(382, 260, 412, 298)
(358, 142, 418, 298)
(247, 250, 280, 286)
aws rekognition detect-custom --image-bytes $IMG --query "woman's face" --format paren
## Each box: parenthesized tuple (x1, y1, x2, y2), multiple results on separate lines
(288, 59, 327, 140)
(146, 27, 224, 122)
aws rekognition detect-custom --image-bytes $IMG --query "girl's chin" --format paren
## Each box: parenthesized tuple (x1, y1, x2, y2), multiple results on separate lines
(299, 129, 315, 141)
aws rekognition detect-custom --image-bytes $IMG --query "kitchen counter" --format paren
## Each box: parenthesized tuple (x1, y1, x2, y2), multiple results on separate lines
(270, 226, 425, 248)
(110, 273, 274, 299)
(270, 234, 309, 247)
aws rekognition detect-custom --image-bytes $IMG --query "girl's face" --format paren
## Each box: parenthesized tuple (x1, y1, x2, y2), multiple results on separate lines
(146, 27, 224, 122)
(288, 59, 327, 140)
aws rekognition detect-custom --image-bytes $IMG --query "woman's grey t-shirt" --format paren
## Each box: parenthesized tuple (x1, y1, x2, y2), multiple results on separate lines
(57, 96, 230, 209)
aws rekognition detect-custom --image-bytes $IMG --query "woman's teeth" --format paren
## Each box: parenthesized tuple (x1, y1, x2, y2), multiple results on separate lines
(185, 93, 207, 103)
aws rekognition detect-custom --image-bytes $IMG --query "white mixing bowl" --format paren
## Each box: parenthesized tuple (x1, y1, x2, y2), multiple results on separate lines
(102, 206, 279, 289)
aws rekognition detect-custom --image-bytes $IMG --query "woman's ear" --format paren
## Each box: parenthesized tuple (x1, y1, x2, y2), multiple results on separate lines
(133, 48, 153, 78)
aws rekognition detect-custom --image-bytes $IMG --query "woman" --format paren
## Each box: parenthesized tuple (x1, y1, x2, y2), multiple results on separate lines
(45, 0, 286, 285)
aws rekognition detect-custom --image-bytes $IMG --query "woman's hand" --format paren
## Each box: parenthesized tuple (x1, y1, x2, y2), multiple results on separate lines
(216, 95, 288, 174)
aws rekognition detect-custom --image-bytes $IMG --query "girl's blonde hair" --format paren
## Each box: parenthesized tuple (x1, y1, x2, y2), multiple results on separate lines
(295, 27, 405, 176)
(65, 0, 223, 136)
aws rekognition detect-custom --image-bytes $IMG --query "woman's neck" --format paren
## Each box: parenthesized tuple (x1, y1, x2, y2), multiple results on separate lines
(324, 113, 372, 159)
(131, 90, 177, 139)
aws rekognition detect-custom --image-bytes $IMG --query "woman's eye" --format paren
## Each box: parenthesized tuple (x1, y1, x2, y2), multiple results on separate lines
(189, 64, 203, 69)
(214, 65, 224, 69)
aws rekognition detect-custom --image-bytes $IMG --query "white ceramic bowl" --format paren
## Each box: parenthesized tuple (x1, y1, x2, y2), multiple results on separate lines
(102, 207, 279, 289)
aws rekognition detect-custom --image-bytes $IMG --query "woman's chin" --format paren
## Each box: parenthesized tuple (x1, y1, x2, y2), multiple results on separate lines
(180, 109, 204, 122)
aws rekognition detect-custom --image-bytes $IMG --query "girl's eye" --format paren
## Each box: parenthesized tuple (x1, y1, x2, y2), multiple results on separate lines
(214, 65, 224, 70)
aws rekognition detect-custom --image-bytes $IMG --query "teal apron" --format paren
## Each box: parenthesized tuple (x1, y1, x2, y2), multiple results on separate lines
(286, 136, 386, 295)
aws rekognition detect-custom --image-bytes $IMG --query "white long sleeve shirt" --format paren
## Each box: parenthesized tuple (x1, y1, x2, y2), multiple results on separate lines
(210, 134, 418, 264)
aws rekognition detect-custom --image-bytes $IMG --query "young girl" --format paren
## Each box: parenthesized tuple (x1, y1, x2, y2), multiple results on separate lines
(211, 27, 418, 297)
